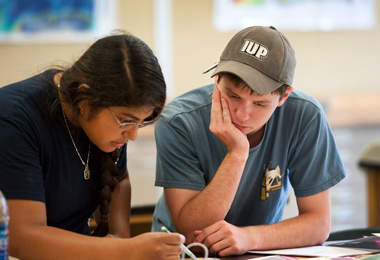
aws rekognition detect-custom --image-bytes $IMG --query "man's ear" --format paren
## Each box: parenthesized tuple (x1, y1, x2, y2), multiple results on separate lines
(214, 74, 219, 85)
(278, 86, 294, 107)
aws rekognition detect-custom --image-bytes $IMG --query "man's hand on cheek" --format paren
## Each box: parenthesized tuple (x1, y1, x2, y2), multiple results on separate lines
(210, 87, 249, 153)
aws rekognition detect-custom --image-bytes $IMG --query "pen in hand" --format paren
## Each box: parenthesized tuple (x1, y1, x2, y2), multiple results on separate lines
(161, 226, 197, 260)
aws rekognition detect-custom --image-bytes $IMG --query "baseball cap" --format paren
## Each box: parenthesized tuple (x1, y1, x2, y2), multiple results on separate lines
(204, 26, 296, 95)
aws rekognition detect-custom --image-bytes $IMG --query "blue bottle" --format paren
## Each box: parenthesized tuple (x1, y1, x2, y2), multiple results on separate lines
(0, 191, 9, 260)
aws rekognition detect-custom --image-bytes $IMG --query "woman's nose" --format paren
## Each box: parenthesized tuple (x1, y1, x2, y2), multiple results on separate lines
(122, 126, 139, 141)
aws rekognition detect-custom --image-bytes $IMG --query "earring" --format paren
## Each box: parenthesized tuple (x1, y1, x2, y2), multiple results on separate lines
(80, 107, 84, 115)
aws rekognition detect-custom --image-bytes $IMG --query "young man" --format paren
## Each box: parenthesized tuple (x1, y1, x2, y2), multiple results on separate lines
(152, 26, 345, 256)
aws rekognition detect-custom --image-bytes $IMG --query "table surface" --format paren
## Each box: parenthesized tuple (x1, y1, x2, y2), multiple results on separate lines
(8, 255, 260, 260)
(218, 255, 262, 259)
(10, 254, 379, 260)
(191, 253, 284, 259)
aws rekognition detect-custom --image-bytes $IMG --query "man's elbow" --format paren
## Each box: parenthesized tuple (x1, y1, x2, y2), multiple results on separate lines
(315, 217, 331, 245)
(172, 224, 195, 245)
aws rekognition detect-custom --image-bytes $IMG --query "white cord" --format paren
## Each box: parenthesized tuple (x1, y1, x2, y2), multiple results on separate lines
(181, 242, 209, 260)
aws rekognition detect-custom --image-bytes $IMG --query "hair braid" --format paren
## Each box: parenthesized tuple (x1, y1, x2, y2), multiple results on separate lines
(91, 148, 119, 237)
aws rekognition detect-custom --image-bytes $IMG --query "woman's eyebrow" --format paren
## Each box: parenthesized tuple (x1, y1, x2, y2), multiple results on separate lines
(120, 112, 140, 121)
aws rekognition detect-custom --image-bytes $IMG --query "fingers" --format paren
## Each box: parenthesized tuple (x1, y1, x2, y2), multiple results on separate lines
(221, 98, 231, 122)
(160, 233, 184, 259)
(130, 232, 184, 260)
(211, 87, 231, 126)
(194, 226, 225, 256)
(193, 222, 221, 244)
(193, 230, 202, 236)
(211, 87, 221, 123)
(164, 243, 183, 260)
(153, 232, 186, 258)
(164, 232, 185, 245)
(193, 221, 243, 256)
(166, 234, 186, 259)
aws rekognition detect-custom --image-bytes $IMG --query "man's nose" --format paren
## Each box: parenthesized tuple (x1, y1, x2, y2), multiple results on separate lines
(235, 104, 251, 122)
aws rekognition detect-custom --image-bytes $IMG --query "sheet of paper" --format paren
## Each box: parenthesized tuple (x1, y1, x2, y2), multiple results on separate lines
(247, 256, 323, 260)
(247, 256, 302, 260)
(183, 258, 219, 260)
(248, 245, 379, 258)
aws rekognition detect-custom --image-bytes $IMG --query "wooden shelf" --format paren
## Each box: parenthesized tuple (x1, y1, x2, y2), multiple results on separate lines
(89, 212, 153, 237)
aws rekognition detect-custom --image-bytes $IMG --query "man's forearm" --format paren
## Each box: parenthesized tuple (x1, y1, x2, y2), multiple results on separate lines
(172, 151, 247, 241)
(244, 211, 331, 251)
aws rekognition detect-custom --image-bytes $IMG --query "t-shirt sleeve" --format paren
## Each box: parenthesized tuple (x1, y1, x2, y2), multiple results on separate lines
(0, 110, 46, 202)
(154, 116, 206, 191)
(287, 107, 346, 197)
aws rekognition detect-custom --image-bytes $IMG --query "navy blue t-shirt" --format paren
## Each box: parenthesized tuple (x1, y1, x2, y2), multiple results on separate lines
(0, 70, 127, 234)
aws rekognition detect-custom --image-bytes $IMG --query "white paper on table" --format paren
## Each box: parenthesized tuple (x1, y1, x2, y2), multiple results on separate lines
(248, 245, 379, 258)
(247, 256, 331, 260)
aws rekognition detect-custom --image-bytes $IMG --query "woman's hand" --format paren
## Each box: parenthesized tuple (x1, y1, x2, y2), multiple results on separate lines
(126, 232, 185, 260)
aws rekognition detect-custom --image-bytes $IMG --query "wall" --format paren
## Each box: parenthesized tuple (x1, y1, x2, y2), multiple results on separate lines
(171, 1, 380, 97)
(1, 1, 379, 126)
(0, 1, 155, 88)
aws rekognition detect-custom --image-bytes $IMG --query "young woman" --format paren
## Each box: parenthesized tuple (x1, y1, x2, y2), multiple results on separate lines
(0, 32, 184, 260)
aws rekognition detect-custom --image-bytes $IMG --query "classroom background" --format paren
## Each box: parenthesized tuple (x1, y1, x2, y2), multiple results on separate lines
(0, 0, 379, 234)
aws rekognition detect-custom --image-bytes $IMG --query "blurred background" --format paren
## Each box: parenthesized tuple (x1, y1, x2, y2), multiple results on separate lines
(0, 0, 379, 234)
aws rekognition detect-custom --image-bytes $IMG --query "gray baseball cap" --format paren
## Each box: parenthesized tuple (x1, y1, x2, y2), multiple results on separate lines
(204, 26, 296, 95)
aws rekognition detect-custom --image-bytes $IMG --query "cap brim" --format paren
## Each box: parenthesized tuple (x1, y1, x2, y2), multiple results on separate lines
(210, 60, 283, 95)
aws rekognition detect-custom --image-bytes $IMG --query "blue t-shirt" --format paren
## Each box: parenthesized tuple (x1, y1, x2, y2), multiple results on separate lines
(152, 84, 345, 232)
(0, 70, 127, 234)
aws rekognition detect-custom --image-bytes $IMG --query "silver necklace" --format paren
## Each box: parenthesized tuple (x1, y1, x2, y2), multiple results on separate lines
(58, 85, 91, 180)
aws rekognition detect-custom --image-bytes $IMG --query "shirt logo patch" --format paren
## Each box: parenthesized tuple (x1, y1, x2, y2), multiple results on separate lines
(261, 165, 283, 201)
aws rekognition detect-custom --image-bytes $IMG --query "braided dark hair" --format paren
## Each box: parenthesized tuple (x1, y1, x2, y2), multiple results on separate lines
(90, 147, 120, 236)
(54, 31, 166, 236)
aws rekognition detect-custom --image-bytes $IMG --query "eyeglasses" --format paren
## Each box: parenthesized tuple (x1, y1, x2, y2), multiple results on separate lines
(109, 109, 154, 131)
